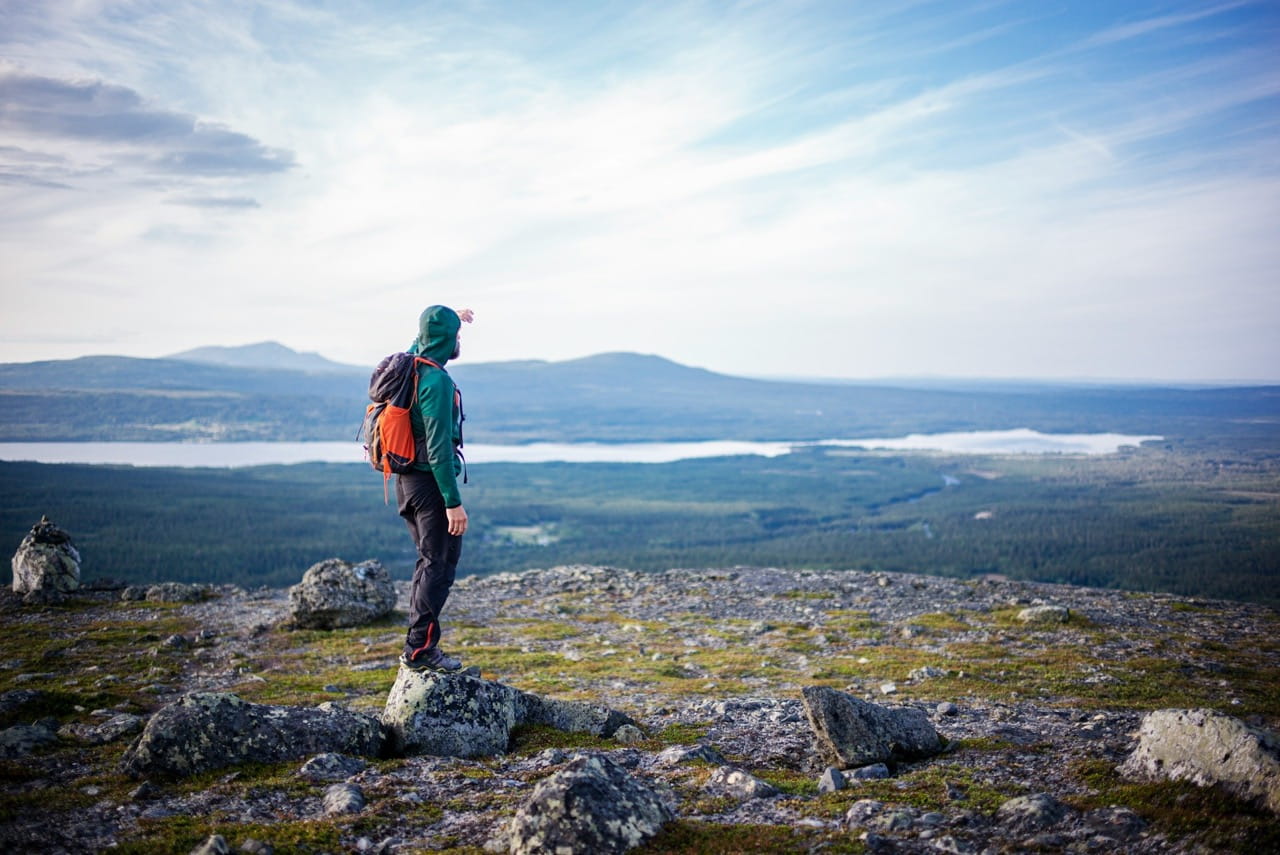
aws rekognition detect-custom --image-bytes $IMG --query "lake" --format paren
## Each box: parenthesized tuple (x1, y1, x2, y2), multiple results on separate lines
(0, 430, 1161, 467)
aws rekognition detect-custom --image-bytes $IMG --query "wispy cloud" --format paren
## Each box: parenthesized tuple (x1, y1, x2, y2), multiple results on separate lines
(0, 66, 294, 183)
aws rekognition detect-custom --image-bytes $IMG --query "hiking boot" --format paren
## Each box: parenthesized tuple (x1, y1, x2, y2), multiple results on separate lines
(400, 647, 463, 673)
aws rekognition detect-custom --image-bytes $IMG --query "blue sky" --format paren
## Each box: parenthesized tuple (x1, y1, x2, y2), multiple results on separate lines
(1, 1, 1277, 380)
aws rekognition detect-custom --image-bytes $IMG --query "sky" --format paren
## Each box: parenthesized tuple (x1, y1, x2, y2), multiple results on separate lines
(1, 1, 1278, 382)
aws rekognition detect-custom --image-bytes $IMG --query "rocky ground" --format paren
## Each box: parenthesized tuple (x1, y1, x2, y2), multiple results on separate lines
(1, 564, 1278, 853)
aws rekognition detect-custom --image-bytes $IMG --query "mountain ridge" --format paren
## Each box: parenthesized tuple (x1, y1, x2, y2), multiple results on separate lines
(0, 346, 1277, 448)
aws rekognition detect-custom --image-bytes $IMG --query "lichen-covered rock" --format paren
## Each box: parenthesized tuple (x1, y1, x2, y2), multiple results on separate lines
(704, 766, 779, 801)
(322, 782, 365, 815)
(59, 713, 144, 745)
(288, 558, 396, 629)
(145, 582, 206, 603)
(121, 692, 385, 778)
(506, 754, 673, 855)
(1118, 708, 1280, 813)
(801, 686, 943, 767)
(0, 723, 59, 759)
(996, 792, 1071, 831)
(11, 516, 80, 595)
(382, 667, 638, 758)
(1017, 605, 1070, 624)
(299, 752, 367, 782)
(653, 743, 727, 767)
(520, 691, 636, 738)
(382, 668, 523, 758)
(189, 834, 231, 855)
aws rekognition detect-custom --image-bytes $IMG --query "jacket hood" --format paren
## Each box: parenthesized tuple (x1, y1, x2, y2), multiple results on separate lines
(414, 305, 461, 366)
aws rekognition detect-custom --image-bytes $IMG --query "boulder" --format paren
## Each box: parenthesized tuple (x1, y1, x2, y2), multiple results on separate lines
(382, 668, 524, 758)
(121, 692, 385, 778)
(1017, 605, 1070, 624)
(288, 558, 396, 629)
(505, 754, 673, 855)
(382, 667, 636, 758)
(1118, 708, 1280, 813)
(801, 686, 943, 768)
(11, 516, 80, 595)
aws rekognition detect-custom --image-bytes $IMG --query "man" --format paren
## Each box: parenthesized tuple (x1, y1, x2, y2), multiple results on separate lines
(398, 304, 473, 672)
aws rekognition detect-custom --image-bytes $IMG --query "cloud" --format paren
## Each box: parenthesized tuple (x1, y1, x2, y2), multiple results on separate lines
(166, 195, 261, 209)
(0, 66, 294, 182)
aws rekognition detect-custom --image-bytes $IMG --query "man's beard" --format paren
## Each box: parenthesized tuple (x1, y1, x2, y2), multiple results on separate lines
(451, 341, 461, 360)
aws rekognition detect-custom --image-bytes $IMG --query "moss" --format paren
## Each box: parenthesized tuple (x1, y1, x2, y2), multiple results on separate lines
(778, 589, 837, 600)
(910, 611, 971, 632)
(1070, 758, 1280, 853)
(755, 767, 818, 797)
(655, 722, 711, 744)
(507, 723, 616, 755)
(113, 814, 344, 855)
(637, 820, 866, 854)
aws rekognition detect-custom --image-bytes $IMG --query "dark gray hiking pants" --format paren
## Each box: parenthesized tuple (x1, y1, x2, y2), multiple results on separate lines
(396, 469, 462, 658)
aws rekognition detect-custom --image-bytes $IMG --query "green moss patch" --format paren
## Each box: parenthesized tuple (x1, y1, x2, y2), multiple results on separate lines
(1070, 758, 1280, 853)
(638, 820, 866, 854)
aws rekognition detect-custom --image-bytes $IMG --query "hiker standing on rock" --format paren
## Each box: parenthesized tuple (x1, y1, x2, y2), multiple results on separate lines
(398, 305, 473, 672)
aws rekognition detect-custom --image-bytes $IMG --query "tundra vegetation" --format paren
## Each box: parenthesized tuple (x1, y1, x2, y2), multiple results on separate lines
(2, 441, 1277, 607)
(0, 565, 1277, 853)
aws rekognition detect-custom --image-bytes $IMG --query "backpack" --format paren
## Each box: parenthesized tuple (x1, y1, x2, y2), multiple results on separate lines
(358, 352, 464, 501)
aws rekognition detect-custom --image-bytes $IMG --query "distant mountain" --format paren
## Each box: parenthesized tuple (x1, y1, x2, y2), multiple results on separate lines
(0, 347, 1276, 449)
(168, 341, 362, 374)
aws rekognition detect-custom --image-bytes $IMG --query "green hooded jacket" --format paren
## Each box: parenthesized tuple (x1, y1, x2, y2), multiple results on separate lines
(406, 305, 464, 507)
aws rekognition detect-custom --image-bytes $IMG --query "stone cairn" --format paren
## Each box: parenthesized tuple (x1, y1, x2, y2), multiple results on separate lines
(10, 516, 81, 603)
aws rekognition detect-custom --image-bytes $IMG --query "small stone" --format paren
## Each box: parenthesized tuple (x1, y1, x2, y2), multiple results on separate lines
(654, 743, 726, 767)
(189, 835, 232, 855)
(237, 839, 273, 855)
(879, 682, 897, 695)
(846, 798, 886, 827)
(818, 767, 846, 793)
(937, 702, 959, 716)
(299, 753, 367, 782)
(130, 781, 160, 801)
(850, 763, 891, 780)
(996, 792, 1070, 831)
(146, 582, 206, 603)
(705, 766, 779, 800)
(612, 723, 645, 745)
(323, 782, 366, 815)
(909, 666, 947, 681)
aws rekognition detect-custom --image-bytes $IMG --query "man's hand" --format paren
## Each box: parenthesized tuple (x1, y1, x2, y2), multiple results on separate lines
(446, 505, 468, 536)
(457, 308, 475, 324)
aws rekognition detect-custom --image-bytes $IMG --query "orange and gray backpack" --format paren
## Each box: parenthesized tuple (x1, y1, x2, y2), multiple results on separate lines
(359, 352, 445, 501)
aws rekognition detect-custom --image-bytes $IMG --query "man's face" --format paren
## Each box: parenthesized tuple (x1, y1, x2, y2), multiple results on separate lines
(452, 335, 461, 360)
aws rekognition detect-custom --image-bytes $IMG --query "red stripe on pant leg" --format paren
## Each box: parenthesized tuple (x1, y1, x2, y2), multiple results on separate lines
(410, 621, 437, 660)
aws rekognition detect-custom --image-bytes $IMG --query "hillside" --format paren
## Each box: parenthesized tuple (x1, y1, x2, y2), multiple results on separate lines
(1, 565, 1276, 853)
(1, 346, 1278, 448)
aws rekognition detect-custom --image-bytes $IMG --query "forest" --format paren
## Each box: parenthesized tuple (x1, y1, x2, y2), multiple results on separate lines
(3, 442, 1276, 609)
